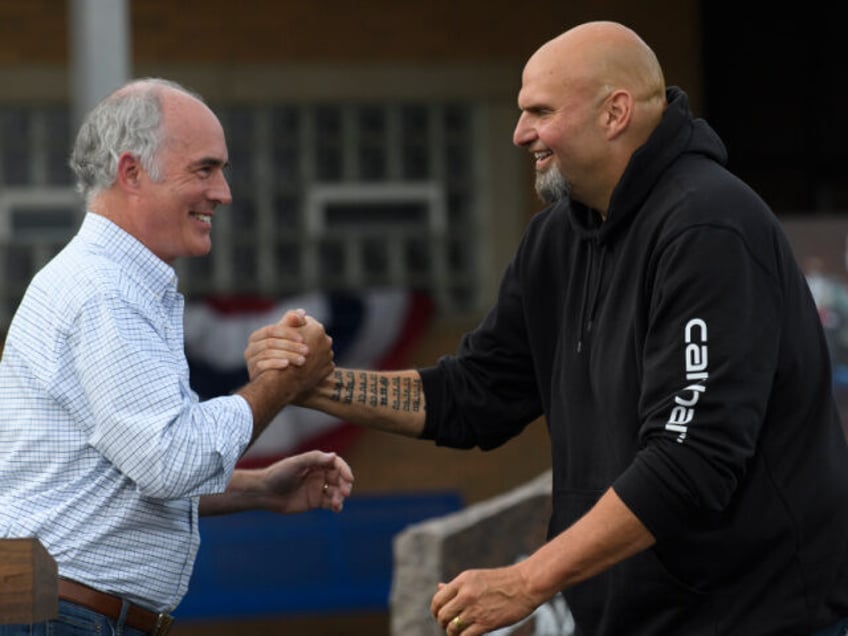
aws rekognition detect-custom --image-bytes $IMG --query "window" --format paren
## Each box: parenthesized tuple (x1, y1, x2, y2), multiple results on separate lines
(0, 100, 481, 330)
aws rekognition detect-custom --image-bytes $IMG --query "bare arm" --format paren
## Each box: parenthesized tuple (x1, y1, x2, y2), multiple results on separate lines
(297, 368, 426, 438)
(245, 320, 426, 438)
(199, 450, 354, 516)
(431, 487, 655, 635)
(518, 487, 654, 594)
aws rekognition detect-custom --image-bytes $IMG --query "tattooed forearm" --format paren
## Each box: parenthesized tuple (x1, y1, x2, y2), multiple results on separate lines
(402, 377, 411, 411)
(390, 376, 423, 412)
(411, 378, 422, 412)
(358, 371, 368, 404)
(329, 370, 423, 413)
(391, 377, 400, 410)
(379, 376, 388, 407)
(332, 371, 344, 403)
(330, 369, 356, 404)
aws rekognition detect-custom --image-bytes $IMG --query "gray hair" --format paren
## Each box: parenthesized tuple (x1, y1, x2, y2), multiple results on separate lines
(69, 77, 203, 205)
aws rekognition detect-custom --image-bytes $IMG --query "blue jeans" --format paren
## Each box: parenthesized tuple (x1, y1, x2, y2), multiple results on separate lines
(0, 600, 148, 636)
(813, 617, 848, 636)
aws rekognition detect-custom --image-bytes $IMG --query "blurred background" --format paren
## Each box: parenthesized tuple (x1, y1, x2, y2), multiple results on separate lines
(0, 1, 843, 634)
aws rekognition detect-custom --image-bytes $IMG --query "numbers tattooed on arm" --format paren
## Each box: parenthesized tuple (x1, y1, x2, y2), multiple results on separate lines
(330, 370, 356, 404)
(332, 371, 344, 402)
(389, 375, 423, 413)
(330, 370, 423, 413)
(411, 378, 422, 412)
(379, 376, 389, 407)
(358, 371, 368, 404)
(391, 377, 401, 410)
(369, 374, 378, 407)
(402, 377, 411, 411)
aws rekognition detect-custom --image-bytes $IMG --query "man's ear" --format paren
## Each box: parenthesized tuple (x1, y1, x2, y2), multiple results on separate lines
(115, 152, 143, 192)
(603, 89, 633, 140)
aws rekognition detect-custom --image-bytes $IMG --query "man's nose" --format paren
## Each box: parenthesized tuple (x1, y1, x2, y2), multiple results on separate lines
(212, 171, 232, 206)
(512, 113, 535, 147)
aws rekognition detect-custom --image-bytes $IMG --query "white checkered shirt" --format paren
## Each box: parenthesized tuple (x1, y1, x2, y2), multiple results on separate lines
(0, 213, 253, 612)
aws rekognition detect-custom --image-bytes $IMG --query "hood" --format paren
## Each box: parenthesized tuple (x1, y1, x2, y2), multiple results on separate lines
(569, 86, 728, 243)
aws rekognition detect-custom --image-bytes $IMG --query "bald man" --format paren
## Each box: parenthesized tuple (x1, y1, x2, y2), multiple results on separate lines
(247, 22, 848, 636)
(0, 79, 353, 634)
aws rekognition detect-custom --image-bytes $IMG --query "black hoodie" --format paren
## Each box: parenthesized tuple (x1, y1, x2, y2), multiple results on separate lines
(420, 88, 848, 634)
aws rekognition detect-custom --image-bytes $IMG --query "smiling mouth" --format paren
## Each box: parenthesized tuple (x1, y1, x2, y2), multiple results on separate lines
(190, 212, 212, 224)
(533, 150, 554, 171)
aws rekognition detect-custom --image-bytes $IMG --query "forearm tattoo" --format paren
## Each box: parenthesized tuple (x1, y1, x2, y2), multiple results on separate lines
(330, 369, 423, 413)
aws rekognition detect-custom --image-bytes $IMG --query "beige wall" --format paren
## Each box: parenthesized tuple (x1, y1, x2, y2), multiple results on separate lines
(0, 1, 702, 108)
(0, 2, 700, 87)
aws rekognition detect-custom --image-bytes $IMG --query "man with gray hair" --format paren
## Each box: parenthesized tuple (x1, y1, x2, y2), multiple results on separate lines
(0, 78, 353, 635)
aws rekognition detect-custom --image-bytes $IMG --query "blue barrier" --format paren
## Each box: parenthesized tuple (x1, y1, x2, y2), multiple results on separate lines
(174, 491, 463, 620)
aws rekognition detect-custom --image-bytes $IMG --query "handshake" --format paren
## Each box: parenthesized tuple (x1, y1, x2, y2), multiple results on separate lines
(236, 309, 338, 442)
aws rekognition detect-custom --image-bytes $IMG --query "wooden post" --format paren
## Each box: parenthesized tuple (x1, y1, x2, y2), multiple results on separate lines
(0, 538, 58, 623)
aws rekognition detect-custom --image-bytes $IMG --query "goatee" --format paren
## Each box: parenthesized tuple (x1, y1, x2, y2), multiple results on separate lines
(535, 166, 570, 204)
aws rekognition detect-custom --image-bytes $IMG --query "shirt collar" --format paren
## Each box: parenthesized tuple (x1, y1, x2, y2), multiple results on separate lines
(78, 212, 179, 297)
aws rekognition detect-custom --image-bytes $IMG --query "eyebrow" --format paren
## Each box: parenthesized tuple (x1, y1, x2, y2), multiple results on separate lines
(190, 157, 229, 170)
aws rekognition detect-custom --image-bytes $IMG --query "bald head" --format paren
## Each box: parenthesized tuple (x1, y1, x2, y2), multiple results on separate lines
(514, 22, 667, 213)
(530, 21, 665, 110)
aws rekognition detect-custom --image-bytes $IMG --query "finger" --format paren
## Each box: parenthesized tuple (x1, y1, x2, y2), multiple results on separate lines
(246, 325, 274, 347)
(245, 338, 307, 369)
(267, 329, 308, 344)
(296, 449, 336, 468)
(298, 451, 351, 483)
(317, 455, 354, 494)
(279, 308, 307, 327)
(249, 338, 309, 362)
(321, 479, 349, 513)
(439, 600, 464, 631)
(430, 581, 458, 620)
(330, 475, 353, 498)
(250, 353, 301, 373)
(446, 613, 470, 635)
(249, 357, 290, 374)
(332, 456, 354, 483)
(268, 346, 308, 366)
(303, 315, 324, 328)
(434, 585, 471, 634)
(280, 349, 307, 367)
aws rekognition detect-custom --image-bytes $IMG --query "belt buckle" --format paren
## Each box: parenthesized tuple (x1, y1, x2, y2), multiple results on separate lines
(152, 612, 174, 636)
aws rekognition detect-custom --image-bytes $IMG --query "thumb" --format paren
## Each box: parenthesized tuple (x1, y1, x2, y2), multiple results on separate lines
(295, 449, 337, 469)
(280, 308, 307, 327)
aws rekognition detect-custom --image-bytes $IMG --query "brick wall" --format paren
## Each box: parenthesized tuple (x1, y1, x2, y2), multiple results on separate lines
(0, 1, 701, 108)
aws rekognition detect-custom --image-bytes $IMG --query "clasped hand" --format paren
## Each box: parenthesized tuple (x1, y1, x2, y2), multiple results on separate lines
(244, 308, 335, 394)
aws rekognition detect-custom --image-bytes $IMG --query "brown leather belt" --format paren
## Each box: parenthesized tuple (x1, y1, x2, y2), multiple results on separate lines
(58, 578, 173, 635)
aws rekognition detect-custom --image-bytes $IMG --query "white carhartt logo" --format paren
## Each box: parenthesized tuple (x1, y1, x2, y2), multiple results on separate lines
(665, 318, 708, 443)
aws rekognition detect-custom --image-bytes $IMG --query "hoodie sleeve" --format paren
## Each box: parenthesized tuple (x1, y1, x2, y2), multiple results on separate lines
(419, 248, 545, 450)
(613, 221, 782, 542)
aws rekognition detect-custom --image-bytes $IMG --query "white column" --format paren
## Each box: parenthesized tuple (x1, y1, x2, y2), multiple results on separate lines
(68, 0, 131, 132)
